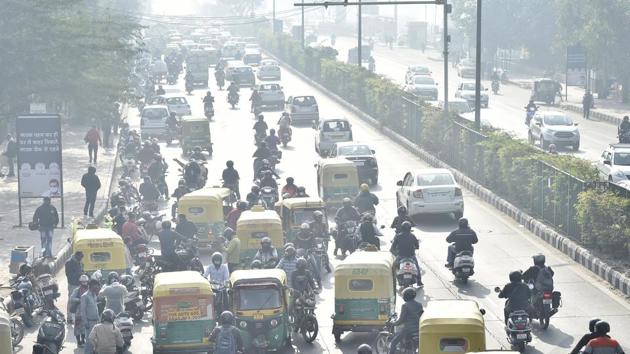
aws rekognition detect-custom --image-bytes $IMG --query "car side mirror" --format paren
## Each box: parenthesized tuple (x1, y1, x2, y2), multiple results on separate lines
(480, 308, 486, 315)
(574, 123, 579, 126)
(396, 180, 403, 186)
(603, 160, 611, 165)
(494, 287, 500, 293)
(371, 150, 375, 154)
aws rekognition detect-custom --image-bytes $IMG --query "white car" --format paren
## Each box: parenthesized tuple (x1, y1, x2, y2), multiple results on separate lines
(396, 168, 464, 218)
(257, 62, 281, 80)
(455, 82, 489, 108)
(405, 65, 432, 83)
(405, 75, 438, 100)
(140, 105, 170, 139)
(164, 96, 191, 116)
(596, 144, 630, 183)
(528, 111, 580, 151)
(286, 95, 319, 123)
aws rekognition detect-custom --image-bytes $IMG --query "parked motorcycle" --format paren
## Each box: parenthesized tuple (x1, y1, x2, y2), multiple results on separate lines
(0, 296, 25, 347)
(375, 314, 418, 354)
(10, 275, 42, 328)
(396, 257, 419, 290)
(492, 80, 500, 94)
(451, 250, 475, 283)
(32, 309, 65, 354)
(121, 156, 139, 180)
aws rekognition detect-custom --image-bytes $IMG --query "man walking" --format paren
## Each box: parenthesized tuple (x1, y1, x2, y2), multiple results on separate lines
(2, 134, 17, 177)
(84, 125, 102, 164)
(80, 279, 101, 354)
(64, 251, 84, 323)
(32, 197, 59, 258)
(102, 116, 112, 149)
(81, 166, 101, 218)
(582, 90, 594, 120)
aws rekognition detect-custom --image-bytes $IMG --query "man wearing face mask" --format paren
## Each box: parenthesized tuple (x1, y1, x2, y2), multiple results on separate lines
(204, 253, 230, 284)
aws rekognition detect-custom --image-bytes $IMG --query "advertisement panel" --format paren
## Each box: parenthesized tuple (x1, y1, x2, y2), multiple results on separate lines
(15, 115, 63, 198)
(566, 45, 587, 87)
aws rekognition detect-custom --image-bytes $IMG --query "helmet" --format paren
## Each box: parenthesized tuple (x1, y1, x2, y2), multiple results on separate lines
(107, 271, 120, 284)
(532, 254, 546, 266)
(118, 180, 127, 187)
(342, 198, 352, 206)
(270, 128, 276, 134)
(458, 218, 469, 228)
(226, 160, 234, 168)
(285, 246, 296, 257)
(101, 309, 116, 323)
(402, 287, 417, 301)
(251, 186, 260, 193)
(400, 221, 412, 232)
(257, 115, 264, 121)
(223, 227, 235, 238)
(297, 186, 306, 193)
(211, 252, 223, 264)
(261, 237, 272, 245)
(360, 183, 369, 192)
(178, 179, 186, 186)
(296, 248, 306, 257)
(362, 213, 373, 222)
(219, 311, 234, 325)
(509, 270, 522, 283)
(397, 206, 407, 216)
(296, 257, 308, 270)
(594, 321, 610, 335)
(237, 201, 248, 210)
(589, 318, 601, 333)
(79, 274, 90, 284)
(624, 116, 629, 122)
(286, 177, 294, 184)
(301, 223, 310, 230)
(313, 210, 323, 219)
(357, 344, 373, 354)
(162, 220, 172, 229)
(250, 259, 262, 269)
(120, 274, 134, 287)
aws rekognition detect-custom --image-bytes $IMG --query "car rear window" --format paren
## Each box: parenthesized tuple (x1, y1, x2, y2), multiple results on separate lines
(416, 173, 455, 186)
(260, 84, 280, 91)
(322, 121, 349, 132)
(338, 145, 371, 156)
(349, 279, 373, 291)
(614, 152, 630, 166)
(293, 96, 316, 106)
(142, 108, 168, 120)
(166, 97, 187, 105)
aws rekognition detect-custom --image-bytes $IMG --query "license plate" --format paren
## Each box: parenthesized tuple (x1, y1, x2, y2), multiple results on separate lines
(44, 290, 53, 295)
(14, 308, 24, 315)
(354, 161, 364, 166)
(403, 274, 412, 279)
(462, 267, 470, 272)
(542, 299, 552, 305)
(516, 333, 527, 340)
(146, 262, 150, 267)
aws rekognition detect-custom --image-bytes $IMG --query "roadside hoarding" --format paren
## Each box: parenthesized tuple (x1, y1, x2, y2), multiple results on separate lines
(566, 45, 587, 87)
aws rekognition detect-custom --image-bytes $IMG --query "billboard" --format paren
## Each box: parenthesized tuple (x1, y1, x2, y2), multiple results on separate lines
(16, 114, 63, 198)
(566, 45, 587, 87)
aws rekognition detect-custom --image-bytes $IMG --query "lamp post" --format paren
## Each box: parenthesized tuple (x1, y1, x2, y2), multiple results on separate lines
(474, 0, 481, 129)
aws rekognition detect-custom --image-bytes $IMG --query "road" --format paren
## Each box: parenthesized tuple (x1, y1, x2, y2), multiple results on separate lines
(15, 58, 630, 353)
(322, 36, 617, 162)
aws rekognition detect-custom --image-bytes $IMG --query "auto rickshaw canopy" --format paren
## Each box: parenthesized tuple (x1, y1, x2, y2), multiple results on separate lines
(73, 228, 126, 273)
(334, 251, 395, 299)
(275, 197, 326, 210)
(153, 271, 213, 298)
(318, 158, 359, 182)
(420, 299, 486, 353)
(230, 268, 287, 287)
(177, 187, 231, 222)
(236, 206, 283, 250)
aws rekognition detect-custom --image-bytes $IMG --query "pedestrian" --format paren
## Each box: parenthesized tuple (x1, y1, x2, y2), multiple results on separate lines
(80, 279, 101, 354)
(81, 166, 101, 218)
(64, 251, 84, 323)
(102, 116, 112, 149)
(2, 134, 17, 177)
(84, 125, 102, 164)
(88, 309, 124, 354)
(32, 197, 59, 258)
(582, 90, 594, 120)
(99, 272, 128, 315)
(70, 274, 90, 345)
(111, 103, 121, 135)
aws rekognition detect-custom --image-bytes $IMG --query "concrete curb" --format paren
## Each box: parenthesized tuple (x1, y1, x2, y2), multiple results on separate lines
(559, 103, 622, 125)
(268, 51, 630, 297)
(48, 105, 127, 275)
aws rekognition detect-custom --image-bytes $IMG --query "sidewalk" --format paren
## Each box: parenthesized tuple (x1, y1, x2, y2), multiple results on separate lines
(0, 121, 119, 284)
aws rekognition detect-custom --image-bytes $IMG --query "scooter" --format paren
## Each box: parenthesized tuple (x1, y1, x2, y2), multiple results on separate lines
(115, 312, 135, 350)
(280, 128, 291, 147)
(204, 103, 215, 120)
(228, 92, 239, 109)
(185, 80, 194, 95)
(524, 106, 537, 125)
(506, 309, 532, 352)
(32, 309, 65, 354)
(396, 257, 419, 290)
(451, 250, 474, 283)
(492, 80, 500, 94)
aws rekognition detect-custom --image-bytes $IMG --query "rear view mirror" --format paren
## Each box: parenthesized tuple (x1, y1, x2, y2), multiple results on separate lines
(494, 287, 500, 293)
(371, 150, 376, 154)
(396, 180, 403, 186)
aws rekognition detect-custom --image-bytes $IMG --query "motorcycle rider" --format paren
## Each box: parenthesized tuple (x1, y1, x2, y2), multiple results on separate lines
(291, 257, 318, 295)
(148, 154, 167, 197)
(156, 85, 165, 95)
(391, 206, 414, 233)
(359, 214, 380, 249)
(254, 237, 279, 267)
(227, 81, 239, 102)
(278, 112, 292, 139)
(297, 248, 322, 287)
(524, 99, 538, 125)
(390, 221, 423, 287)
(121, 212, 146, 246)
(387, 287, 423, 354)
(334, 198, 361, 255)
(281, 177, 299, 198)
(167, 112, 178, 135)
(265, 128, 281, 151)
(497, 271, 532, 324)
(583, 321, 625, 354)
(570, 318, 603, 354)
(118, 179, 140, 202)
(139, 176, 160, 202)
(226, 201, 247, 230)
(183, 160, 203, 189)
(215, 67, 225, 89)
(253, 144, 272, 168)
(171, 179, 191, 220)
(184, 70, 194, 90)
(99, 272, 128, 315)
(445, 218, 478, 268)
(618, 116, 630, 143)
(190, 146, 206, 161)
(88, 309, 124, 354)
(253, 114, 268, 143)
(258, 170, 278, 190)
(276, 245, 299, 287)
(249, 88, 261, 113)
(175, 214, 198, 239)
(222, 160, 240, 199)
(296, 186, 309, 198)
(158, 221, 186, 267)
(295, 223, 316, 250)
(255, 158, 279, 180)
(138, 141, 156, 167)
(522, 254, 555, 299)
(150, 138, 160, 154)
(246, 186, 262, 207)
(354, 183, 379, 215)
(203, 91, 214, 108)
(310, 210, 329, 243)
(204, 252, 230, 284)
(209, 311, 244, 354)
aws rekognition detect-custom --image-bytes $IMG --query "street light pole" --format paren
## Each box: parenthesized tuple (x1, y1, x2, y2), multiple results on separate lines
(358, 0, 362, 66)
(474, 0, 481, 129)
(443, 1, 449, 116)
(301, 0, 305, 48)
(273, 0, 276, 32)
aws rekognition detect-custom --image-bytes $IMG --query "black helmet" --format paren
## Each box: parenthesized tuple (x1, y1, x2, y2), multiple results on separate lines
(162, 220, 172, 229)
(357, 344, 373, 354)
(297, 186, 306, 193)
(397, 206, 407, 216)
(178, 179, 186, 186)
(286, 177, 294, 184)
(250, 259, 262, 269)
(624, 116, 629, 122)
(400, 221, 412, 232)
(270, 128, 276, 135)
(458, 218, 469, 228)
(594, 321, 610, 335)
(237, 201, 248, 210)
(219, 311, 234, 325)
(509, 270, 522, 283)
(101, 309, 116, 323)
(589, 318, 601, 333)
(223, 227, 235, 238)
(532, 254, 546, 266)
(296, 257, 308, 270)
(402, 287, 416, 302)
(226, 160, 234, 168)
(120, 274, 134, 287)
(107, 271, 120, 284)
(251, 185, 260, 193)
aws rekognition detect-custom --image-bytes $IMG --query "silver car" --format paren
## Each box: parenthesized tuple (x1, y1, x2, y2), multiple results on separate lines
(165, 96, 191, 116)
(396, 169, 464, 218)
(528, 111, 580, 151)
(405, 75, 438, 100)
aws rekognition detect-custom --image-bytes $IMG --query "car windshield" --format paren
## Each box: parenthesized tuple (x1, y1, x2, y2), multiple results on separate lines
(236, 287, 282, 310)
(322, 121, 349, 132)
(166, 97, 187, 105)
(142, 108, 168, 119)
(544, 115, 573, 126)
(614, 152, 630, 166)
(416, 173, 455, 186)
(413, 77, 435, 85)
(236, 67, 253, 73)
(293, 209, 320, 225)
(411, 66, 430, 75)
(338, 145, 371, 156)
(293, 96, 316, 106)
(260, 84, 280, 91)
(461, 83, 476, 91)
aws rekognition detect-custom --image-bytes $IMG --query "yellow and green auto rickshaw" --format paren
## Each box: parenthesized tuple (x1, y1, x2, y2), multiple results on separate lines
(152, 271, 215, 353)
(419, 299, 486, 353)
(275, 197, 327, 242)
(316, 158, 359, 207)
(0, 308, 12, 352)
(229, 269, 292, 352)
(236, 205, 283, 265)
(177, 187, 233, 250)
(332, 250, 395, 342)
(73, 228, 128, 278)
(180, 116, 212, 156)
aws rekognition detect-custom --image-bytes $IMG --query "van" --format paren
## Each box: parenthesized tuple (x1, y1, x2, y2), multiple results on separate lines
(140, 104, 170, 139)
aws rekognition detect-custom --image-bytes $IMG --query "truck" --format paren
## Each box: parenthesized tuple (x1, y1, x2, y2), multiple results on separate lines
(407, 21, 428, 50)
(187, 49, 210, 86)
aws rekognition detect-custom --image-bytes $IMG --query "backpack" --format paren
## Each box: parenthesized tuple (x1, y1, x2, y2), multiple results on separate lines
(215, 326, 237, 354)
(534, 266, 554, 291)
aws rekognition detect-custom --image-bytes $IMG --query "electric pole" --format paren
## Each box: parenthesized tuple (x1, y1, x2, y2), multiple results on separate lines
(474, 0, 481, 129)
(443, 1, 450, 116)
(358, 0, 362, 66)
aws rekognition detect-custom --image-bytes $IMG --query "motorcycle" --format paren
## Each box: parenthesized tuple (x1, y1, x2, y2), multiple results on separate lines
(228, 92, 239, 109)
(335, 220, 359, 255)
(293, 291, 319, 343)
(279, 127, 291, 147)
(204, 102, 215, 120)
(210, 282, 229, 315)
(154, 237, 204, 273)
(10, 275, 42, 328)
(0, 296, 25, 347)
(526, 283, 560, 330)
(492, 80, 500, 94)
(524, 106, 537, 126)
(396, 257, 419, 290)
(618, 128, 630, 144)
(451, 250, 475, 283)
(121, 156, 139, 180)
(32, 309, 65, 354)
(215, 73, 225, 90)
(167, 72, 177, 85)
(166, 124, 179, 145)
(115, 312, 135, 349)
(259, 186, 278, 209)
(137, 212, 164, 243)
(312, 238, 332, 274)
(36, 273, 60, 310)
(185, 80, 194, 95)
(375, 314, 418, 354)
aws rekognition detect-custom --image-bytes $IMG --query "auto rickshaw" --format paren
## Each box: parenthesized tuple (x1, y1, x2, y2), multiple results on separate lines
(152, 271, 215, 353)
(180, 116, 212, 156)
(236, 205, 283, 265)
(531, 78, 560, 105)
(0, 309, 12, 351)
(73, 228, 127, 278)
(316, 158, 360, 207)
(419, 299, 486, 353)
(275, 197, 327, 242)
(332, 250, 395, 342)
(229, 269, 291, 352)
(177, 187, 233, 250)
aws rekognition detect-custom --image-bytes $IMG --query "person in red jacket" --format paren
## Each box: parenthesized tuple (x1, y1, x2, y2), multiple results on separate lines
(84, 125, 102, 164)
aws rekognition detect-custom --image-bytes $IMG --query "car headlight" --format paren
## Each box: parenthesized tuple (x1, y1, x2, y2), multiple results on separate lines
(239, 321, 247, 328)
